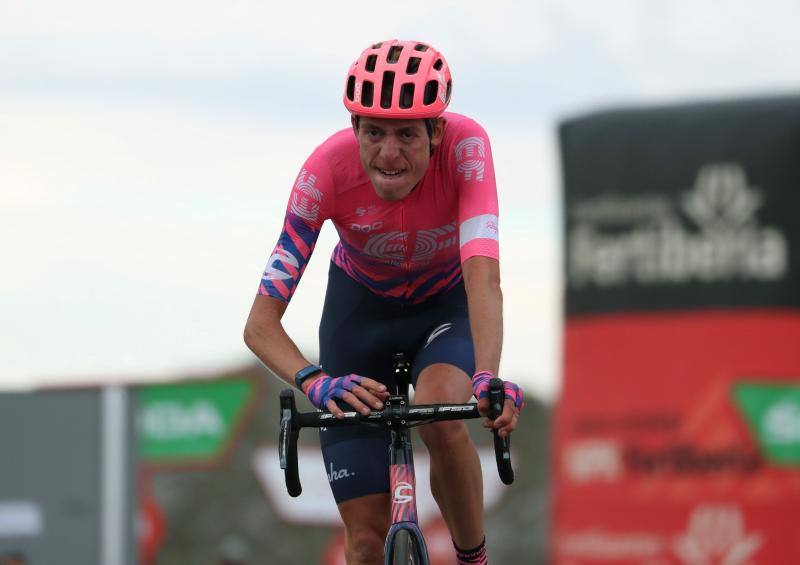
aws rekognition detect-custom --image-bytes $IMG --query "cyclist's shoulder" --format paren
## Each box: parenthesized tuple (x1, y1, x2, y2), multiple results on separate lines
(311, 127, 359, 161)
(441, 112, 491, 140)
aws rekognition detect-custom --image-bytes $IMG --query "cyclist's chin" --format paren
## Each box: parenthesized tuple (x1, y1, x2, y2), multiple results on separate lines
(371, 178, 415, 201)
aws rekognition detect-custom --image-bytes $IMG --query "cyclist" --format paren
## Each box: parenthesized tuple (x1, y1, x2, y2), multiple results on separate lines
(245, 39, 524, 565)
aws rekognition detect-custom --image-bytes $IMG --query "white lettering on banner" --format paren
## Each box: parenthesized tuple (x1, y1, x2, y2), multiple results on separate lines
(455, 137, 486, 181)
(564, 440, 623, 483)
(263, 248, 299, 281)
(393, 482, 414, 504)
(558, 531, 664, 560)
(140, 401, 223, 440)
(763, 400, 800, 444)
(459, 214, 499, 248)
(569, 163, 790, 287)
(290, 168, 323, 222)
(672, 505, 762, 565)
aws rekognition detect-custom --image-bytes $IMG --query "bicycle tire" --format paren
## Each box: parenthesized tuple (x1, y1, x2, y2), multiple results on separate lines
(390, 529, 424, 565)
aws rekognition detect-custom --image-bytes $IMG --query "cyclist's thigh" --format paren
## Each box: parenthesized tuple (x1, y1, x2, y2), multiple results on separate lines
(409, 284, 475, 386)
(318, 262, 400, 503)
(318, 262, 398, 383)
(321, 428, 392, 503)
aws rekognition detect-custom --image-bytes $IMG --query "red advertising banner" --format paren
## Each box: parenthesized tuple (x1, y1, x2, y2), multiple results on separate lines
(555, 311, 800, 563)
(555, 97, 800, 565)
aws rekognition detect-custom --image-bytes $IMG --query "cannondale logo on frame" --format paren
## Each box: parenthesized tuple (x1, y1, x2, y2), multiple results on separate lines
(393, 482, 414, 504)
(290, 168, 323, 222)
(455, 137, 486, 182)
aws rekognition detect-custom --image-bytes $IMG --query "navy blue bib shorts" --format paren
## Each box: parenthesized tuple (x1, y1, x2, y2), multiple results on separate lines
(318, 262, 475, 503)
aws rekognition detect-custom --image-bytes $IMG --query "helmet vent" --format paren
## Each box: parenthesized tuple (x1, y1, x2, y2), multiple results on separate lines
(399, 83, 415, 109)
(346, 76, 355, 101)
(362, 80, 374, 107)
(380, 71, 395, 108)
(423, 80, 438, 105)
(445, 80, 452, 103)
(414, 44, 429, 52)
(387, 46, 403, 64)
(372, 42, 383, 49)
(433, 58, 443, 71)
(365, 54, 377, 72)
(406, 57, 421, 75)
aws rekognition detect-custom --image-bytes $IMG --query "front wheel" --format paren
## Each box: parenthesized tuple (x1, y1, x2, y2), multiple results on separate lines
(390, 528, 424, 565)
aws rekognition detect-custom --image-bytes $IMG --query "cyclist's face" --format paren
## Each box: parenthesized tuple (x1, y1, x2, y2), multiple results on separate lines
(354, 117, 444, 201)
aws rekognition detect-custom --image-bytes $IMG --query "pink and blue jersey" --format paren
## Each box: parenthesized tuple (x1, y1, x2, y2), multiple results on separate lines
(259, 112, 499, 304)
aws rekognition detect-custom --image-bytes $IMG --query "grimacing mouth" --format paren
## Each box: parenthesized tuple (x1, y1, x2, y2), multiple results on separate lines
(377, 168, 407, 177)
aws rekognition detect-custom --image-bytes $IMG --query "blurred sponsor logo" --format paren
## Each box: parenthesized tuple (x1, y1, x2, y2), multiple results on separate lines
(625, 444, 761, 475)
(564, 440, 623, 483)
(569, 163, 789, 288)
(733, 382, 800, 465)
(558, 530, 664, 560)
(673, 505, 762, 565)
(557, 504, 763, 563)
(763, 400, 800, 444)
(141, 400, 223, 440)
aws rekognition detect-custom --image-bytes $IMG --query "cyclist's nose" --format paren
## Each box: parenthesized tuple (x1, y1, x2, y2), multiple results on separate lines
(378, 135, 401, 161)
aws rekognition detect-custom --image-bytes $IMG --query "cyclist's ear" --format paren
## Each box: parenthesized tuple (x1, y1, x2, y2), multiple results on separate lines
(430, 117, 445, 147)
(351, 115, 360, 136)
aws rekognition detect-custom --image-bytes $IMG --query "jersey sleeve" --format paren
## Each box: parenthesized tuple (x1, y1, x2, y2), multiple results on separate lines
(257, 147, 333, 302)
(453, 119, 500, 263)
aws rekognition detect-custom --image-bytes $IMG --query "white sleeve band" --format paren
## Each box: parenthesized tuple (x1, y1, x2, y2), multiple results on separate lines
(459, 214, 499, 247)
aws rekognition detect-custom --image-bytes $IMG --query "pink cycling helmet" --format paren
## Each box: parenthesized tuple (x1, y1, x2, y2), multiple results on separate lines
(343, 40, 452, 119)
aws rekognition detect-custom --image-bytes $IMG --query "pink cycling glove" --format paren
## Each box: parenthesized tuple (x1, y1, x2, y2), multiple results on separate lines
(471, 371, 525, 412)
(305, 374, 364, 410)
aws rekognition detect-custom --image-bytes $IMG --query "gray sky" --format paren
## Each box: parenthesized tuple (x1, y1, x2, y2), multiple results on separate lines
(2, 0, 799, 399)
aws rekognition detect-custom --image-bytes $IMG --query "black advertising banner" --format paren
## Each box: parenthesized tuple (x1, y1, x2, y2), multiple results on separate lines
(554, 96, 800, 565)
(561, 96, 799, 316)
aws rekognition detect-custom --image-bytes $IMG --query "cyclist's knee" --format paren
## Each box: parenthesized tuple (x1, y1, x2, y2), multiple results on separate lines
(344, 526, 386, 564)
(339, 493, 389, 564)
(418, 419, 470, 451)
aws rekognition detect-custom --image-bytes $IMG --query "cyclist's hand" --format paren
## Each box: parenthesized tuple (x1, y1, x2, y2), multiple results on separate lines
(471, 371, 524, 438)
(304, 374, 389, 418)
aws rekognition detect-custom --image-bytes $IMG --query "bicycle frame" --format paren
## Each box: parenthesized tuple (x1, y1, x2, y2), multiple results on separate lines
(383, 393, 430, 564)
(278, 352, 513, 564)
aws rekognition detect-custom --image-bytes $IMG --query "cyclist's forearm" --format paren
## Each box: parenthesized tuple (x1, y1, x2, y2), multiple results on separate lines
(244, 295, 316, 387)
(462, 257, 503, 375)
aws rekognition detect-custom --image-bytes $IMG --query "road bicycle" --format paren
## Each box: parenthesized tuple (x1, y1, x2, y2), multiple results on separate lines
(279, 352, 514, 564)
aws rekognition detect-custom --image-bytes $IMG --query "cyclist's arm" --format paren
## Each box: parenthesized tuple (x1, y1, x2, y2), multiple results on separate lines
(244, 294, 314, 389)
(463, 259, 518, 436)
(462, 255, 502, 378)
(452, 118, 519, 435)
